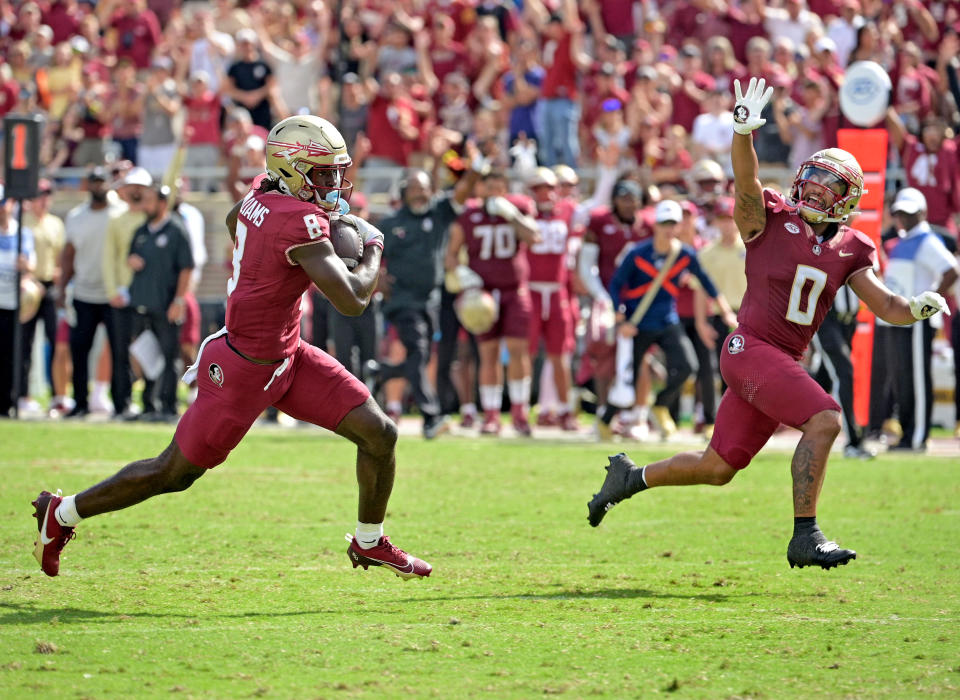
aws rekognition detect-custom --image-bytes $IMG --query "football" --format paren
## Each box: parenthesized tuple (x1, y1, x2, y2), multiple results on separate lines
(330, 216, 364, 270)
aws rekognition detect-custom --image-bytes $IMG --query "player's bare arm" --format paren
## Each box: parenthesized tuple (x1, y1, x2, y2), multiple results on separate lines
(848, 268, 952, 325)
(731, 78, 774, 242)
(291, 236, 381, 317)
(444, 221, 465, 272)
(225, 199, 242, 243)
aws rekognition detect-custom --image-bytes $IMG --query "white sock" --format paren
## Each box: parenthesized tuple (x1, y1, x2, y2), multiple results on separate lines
(92, 381, 109, 402)
(507, 377, 531, 408)
(539, 359, 557, 409)
(479, 385, 502, 412)
(637, 405, 649, 424)
(461, 402, 476, 417)
(565, 389, 578, 415)
(55, 495, 82, 527)
(386, 401, 402, 416)
(355, 521, 383, 549)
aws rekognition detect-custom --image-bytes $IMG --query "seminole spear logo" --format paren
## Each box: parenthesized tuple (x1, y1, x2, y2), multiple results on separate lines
(266, 139, 333, 161)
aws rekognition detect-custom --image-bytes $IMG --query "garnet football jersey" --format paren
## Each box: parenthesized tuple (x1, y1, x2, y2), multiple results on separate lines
(737, 189, 877, 359)
(225, 175, 332, 359)
(586, 208, 647, 287)
(458, 202, 531, 290)
(528, 200, 576, 284)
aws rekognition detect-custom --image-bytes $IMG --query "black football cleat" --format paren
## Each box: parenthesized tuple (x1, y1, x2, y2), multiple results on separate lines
(787, 536, 857, 570)
(587, 453, 638, 527)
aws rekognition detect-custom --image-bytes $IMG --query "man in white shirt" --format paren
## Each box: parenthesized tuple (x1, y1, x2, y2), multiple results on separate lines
(0, 185, 36, 417)
(58, 168, 126, 418)
(885, 188, 959, 451)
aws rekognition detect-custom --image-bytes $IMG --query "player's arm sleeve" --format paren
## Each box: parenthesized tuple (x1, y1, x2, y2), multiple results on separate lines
(281, 209, 331, 266)
(578, 240, 612, 304)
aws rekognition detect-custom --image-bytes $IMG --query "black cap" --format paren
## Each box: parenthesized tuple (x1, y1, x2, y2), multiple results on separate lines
(88, 166, 108, 181)
(613, 180, 642, 199)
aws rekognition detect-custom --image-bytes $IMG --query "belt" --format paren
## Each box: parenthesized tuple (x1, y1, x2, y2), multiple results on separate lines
(225, 335, 284, 365)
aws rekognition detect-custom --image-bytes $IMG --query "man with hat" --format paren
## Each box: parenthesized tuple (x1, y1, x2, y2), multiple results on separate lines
(58, 168, 125, 418)
(19, 179, 65, 414)
(597, 199, 727, 440)
(102, 166, 152, 418)
(126, 183, 194, 421)
(884, 187, 959, 451)
(0, 184, 35, 417)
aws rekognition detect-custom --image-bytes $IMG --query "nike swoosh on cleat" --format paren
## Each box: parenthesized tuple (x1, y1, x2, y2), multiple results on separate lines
(39, 504, 55, 545)
(838, 251, 854, 257)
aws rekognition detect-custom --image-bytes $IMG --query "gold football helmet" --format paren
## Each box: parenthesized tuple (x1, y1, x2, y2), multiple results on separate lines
(454, 288, 499, 335)
(265, 115, 352, 211)
(790, 148, 865, 224)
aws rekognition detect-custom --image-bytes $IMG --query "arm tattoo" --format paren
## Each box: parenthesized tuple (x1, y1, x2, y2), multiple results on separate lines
(735, 191, 766, 237)
(791, 439, 818, 513)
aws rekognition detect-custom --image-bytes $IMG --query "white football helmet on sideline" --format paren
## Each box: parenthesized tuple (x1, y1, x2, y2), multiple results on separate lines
(265, 115, 353, 211)
(790, 148, 865, 224)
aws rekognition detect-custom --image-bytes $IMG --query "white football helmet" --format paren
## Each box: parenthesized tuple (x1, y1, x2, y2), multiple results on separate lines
(265, 115, 352, 211)
(790, 148, 865, 224)
(454, 288, 499, 335)
(527, 166, 558, 212)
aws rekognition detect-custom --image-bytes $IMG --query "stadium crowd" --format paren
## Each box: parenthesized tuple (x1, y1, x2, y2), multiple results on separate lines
(1, 0, 960, 450)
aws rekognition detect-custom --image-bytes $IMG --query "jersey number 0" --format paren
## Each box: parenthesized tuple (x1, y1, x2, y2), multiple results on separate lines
(785, 264, 828, 325)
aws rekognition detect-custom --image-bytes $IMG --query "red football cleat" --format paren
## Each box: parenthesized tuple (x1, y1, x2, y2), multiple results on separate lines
(459, 412, 476, 429)
(536, 411, 557, 427)
(345, 534, 432, 579)
(559, 411, 580, 432)
(511, 405, 532, 437)
(32, 490, 75, 577)
(480, 410, 501, 435)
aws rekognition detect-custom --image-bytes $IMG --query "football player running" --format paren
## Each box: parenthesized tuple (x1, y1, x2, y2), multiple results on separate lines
(587, 78, 950, 570)
(32, 116, 432, 580)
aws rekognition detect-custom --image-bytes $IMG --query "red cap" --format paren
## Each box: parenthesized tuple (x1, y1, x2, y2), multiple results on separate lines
(680, 200, 699, 216)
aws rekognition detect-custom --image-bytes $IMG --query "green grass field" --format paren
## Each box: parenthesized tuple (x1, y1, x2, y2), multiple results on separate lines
(1, 421, 958, 698)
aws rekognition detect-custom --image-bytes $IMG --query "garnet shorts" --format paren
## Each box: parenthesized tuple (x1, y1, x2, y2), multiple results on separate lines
(174, 336, 369, 468)
(709, 329, 840, 470)
(178, 293, 201, 346)
(528, 285, 572, 356)
(476, 286, 531, 343)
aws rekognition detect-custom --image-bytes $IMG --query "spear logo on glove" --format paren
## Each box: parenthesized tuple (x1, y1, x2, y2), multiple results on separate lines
(732, 77, 774, 135)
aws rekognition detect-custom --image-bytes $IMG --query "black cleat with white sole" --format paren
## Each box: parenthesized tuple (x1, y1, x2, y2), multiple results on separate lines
(787, 536, 857, 570)
(587, 453, 638, 527)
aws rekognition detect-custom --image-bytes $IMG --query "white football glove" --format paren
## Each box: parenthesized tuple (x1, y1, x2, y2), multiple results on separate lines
(485, 195, 522, 222)
(733, 77, 774, 135)
(342, 214, 384, 250)
(908, 291, 950, 320)
(444, 264, 484, 294)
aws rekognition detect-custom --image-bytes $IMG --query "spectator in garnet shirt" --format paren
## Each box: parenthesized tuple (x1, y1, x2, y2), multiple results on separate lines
(886, 105, 960, 235)
(891, 42, 938, 135)
(671, 44, 716, 135)
(427, 15, 467, 88)
(365, 71, 422, 168)
(182, 72, 222, 193)
(583, 63, 631, 131)
(106, 0, 162, 71)
(42, 0, 81, 45)
(61, 64, 112, 167)
(531, 0, 592, 167)
(647, 124, 694, 191)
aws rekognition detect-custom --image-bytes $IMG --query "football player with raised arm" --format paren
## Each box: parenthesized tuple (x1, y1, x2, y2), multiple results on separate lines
(587, 78, 951, 570)
(33, 116, 432, 580)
